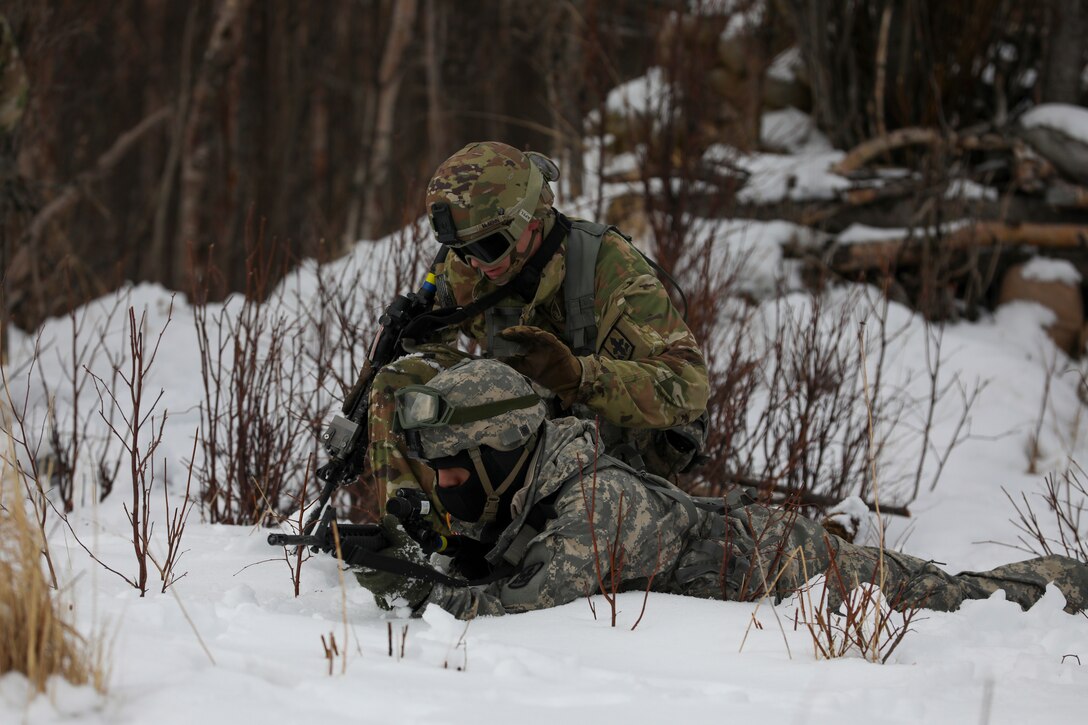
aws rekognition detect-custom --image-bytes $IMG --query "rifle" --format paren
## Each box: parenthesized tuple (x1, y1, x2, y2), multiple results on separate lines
(268, 487, 472, 587)
(266, 488, 448, 555)
(267, 250, 447, 556)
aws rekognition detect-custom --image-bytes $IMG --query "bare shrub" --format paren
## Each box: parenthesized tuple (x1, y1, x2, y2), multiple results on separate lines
(1004, 463, 1088, 564)
(695, 288, 901, 509)
(40, 295, 125, 511)
(190, 214, 433, 527)
(793, 544, 923, 664)
(684, 256, 983, 520)
(4, 287, 132, 517)
(149, 433, 199, 592)
(87, 304, 173, 596)
(192, 231, 324, 526)
(578, 420, 666, 629)
(2, 294, 198, 598)
(577, 431, 627, 628)
(908, 321, 987, 498)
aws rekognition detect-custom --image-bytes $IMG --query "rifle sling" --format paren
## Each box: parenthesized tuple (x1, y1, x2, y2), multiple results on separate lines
(399, 212, 572, 344)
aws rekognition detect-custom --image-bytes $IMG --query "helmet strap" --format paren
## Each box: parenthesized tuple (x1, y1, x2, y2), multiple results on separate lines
(469, 433, 537, 523)
(504, 161, 545, 243)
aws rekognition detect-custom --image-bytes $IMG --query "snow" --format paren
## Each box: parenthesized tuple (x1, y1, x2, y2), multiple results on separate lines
(4, 94, 1088, 723)
(1020, 104, 1088, 146)
(945, 178, 999, 201)
(702, 110, 848, 204)
(683, 216, 821, 297)
(728, 148, 849, 203)
(760, 107, 833, 154)
(766, 46, 803, 83)
(605, 67, 671, 118)
(1020, 257, 1083, 286)
(837, 220, 971, 245)
(720, 0, 766, 39)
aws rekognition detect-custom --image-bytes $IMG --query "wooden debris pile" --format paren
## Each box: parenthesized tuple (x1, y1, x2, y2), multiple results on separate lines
(604, 110, 1088, 354)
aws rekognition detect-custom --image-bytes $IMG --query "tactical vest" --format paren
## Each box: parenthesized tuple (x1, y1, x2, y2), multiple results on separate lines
(483, 219, 609, 358)
(478, 219, 707, 479)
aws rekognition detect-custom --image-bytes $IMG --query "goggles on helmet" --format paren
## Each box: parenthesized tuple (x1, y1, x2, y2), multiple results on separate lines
(396, 384, 541, 461)
(395, 385, 540, 430)
(430, 160, 545, 266)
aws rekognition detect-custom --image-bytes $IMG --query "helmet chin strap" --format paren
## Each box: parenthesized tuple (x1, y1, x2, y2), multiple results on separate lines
(467, 434, 537, 524)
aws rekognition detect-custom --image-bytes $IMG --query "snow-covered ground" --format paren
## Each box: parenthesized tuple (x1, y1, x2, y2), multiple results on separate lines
(4, 106, 1088, 723)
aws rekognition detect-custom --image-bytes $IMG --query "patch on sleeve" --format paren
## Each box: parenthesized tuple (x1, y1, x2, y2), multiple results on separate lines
(604, 328, 635, 360)
(500, 545, 556, 610)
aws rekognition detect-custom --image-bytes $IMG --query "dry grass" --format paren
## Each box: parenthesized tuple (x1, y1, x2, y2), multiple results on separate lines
(0, 453, 107, 696)
(789, 325, 921, 664)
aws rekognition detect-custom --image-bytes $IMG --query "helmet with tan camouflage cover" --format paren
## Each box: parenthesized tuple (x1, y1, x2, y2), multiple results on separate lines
(425, 142, 558, 283)
(396, 358, 545, 460)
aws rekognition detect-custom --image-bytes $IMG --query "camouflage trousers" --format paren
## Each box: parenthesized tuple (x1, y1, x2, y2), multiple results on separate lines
(675, 503, 1088, 614)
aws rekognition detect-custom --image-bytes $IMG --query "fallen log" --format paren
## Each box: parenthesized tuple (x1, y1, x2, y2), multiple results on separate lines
(1046, 182, 1088, 210)
(832, 127, 946, 175)
(831, 222, 1088, 272)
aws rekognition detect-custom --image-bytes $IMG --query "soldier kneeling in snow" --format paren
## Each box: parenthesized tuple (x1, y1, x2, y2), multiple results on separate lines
(354, 359, 1088, 620)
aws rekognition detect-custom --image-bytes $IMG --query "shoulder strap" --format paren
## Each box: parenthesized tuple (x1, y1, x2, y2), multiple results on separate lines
(399, 214, 571, 346)
(564, 220, 606, 355)
(498, 488, 563, 567)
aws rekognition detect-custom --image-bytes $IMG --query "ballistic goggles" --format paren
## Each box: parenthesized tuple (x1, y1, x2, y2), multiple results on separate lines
(395, 385, 541, 460)
(430, 161, 545, 266)
(395, 385, 540, 430)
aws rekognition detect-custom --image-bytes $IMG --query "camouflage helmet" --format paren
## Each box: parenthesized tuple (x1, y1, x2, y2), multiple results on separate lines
(425, 142, 558, 283)
(396, 358, 546, 460)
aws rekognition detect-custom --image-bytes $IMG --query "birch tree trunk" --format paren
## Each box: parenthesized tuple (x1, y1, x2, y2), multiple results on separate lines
(178, 0, 248, 297)
(344, 0, 418, 246)
(0, 12, 28, 365)
(424, 0, 450, 172)
(1042, 0, 1086, 105)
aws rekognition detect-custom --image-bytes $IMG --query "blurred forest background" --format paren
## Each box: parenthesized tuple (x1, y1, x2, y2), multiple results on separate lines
(2, 0, 1086, 358)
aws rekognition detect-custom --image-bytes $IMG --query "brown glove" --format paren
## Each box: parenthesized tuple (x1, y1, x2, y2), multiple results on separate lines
(498, 325, 583, 407)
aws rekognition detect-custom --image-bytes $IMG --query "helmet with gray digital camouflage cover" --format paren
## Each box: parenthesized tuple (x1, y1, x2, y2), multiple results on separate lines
(396, 358, 546, 461)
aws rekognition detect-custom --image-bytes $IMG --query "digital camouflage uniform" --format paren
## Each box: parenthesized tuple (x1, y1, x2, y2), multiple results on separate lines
(422, 415, 1088, 620)
(368, 142, 709, 504)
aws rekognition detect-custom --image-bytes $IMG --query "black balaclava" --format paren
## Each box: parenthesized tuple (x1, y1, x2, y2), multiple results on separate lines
(430, 441, 535, 526)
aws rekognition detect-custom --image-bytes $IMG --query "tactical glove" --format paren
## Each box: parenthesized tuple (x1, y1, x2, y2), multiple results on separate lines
(353, 515, 433, 612)
(498, 325, 583, 407)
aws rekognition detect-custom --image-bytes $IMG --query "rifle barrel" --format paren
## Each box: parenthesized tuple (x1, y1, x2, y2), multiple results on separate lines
(267, 533, 320, 547)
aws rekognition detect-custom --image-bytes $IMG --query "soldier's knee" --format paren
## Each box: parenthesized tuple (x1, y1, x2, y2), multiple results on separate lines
(373, 355, 446, 390)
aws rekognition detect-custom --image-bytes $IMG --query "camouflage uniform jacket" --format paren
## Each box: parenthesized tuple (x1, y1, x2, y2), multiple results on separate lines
(426, 418, 1088, 620)
(435, 217, 709, 430)
(427, 416, 700, 619)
